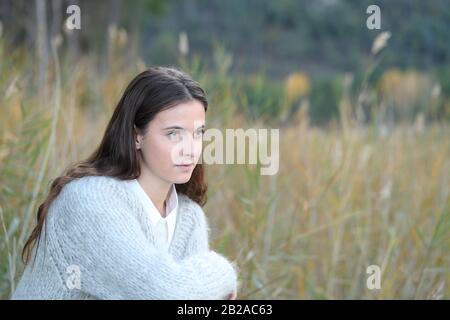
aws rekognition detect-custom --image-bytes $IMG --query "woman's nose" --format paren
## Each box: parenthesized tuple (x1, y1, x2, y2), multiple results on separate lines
(180, 134, 195, 159)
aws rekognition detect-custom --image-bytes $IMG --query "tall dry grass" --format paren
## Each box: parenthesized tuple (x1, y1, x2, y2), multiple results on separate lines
(0, 34, 449, 299)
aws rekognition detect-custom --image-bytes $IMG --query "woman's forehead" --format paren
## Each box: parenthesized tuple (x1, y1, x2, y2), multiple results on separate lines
(153, 100, 205, 128)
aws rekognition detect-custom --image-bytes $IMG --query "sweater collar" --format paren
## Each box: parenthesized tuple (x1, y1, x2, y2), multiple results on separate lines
(129, 180, 178, 217)
(128, 180, 178, 245)
(119, 178, 197, 260)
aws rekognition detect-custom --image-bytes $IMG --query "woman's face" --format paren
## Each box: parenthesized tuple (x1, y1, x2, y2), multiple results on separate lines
(135, 99, 206, 184)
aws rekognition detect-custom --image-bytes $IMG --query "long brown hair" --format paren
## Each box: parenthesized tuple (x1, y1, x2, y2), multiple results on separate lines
(22, 66, 209, 265)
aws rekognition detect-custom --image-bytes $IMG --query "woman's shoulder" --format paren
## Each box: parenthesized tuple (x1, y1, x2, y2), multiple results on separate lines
(49, 175, 135, 227)
(63, 175, 122, 193)
(57, 175, 129, 208)
(178, 193, 202, 211)
(177, 193, 208, 226)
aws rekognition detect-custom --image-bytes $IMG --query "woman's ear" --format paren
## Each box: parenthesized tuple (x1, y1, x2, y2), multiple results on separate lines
(134, 125, 142, 150)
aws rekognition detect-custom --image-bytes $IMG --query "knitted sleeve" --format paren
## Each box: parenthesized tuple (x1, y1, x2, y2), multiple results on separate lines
(182, 202, 240, 297)
(183, 202, 211, 255)
(51, 177, 238, 300)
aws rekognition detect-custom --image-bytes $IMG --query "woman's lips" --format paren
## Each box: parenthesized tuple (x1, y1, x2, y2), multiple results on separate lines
(175, 163, 194, 170)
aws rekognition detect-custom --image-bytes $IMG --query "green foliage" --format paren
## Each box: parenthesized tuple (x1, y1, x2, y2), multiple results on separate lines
(437, 64, 450, 98)
(236, 75, 285, 121)
(148, 31, 179, 66)
(309, 76, 343, 126)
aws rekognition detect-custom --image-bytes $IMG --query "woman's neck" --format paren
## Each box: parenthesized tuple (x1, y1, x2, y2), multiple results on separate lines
(137, 172, 172, 217)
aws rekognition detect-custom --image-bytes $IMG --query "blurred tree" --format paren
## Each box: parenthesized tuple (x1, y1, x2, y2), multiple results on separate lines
(309, 76, 343, 126)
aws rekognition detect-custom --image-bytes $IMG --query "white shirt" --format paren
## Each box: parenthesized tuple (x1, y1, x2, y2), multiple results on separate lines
(127, 179, 178, 246)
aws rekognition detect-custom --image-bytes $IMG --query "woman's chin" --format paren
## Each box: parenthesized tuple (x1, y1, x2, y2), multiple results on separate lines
(170, 164, 196, 183)
(171, 172, 194, 184)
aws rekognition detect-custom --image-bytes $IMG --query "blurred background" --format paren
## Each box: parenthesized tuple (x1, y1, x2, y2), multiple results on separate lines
(0, 0, 449, 299)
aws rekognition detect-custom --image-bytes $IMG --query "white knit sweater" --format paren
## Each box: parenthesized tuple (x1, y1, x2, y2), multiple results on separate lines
(12, 176, 239, 300)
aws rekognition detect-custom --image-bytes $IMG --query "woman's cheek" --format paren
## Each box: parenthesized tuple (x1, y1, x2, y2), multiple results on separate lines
(194, 141, 203, 163)
(168, 142, 180, 165)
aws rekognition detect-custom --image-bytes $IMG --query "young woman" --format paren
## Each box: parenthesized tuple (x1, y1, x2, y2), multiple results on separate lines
(12, 66, 238, 300)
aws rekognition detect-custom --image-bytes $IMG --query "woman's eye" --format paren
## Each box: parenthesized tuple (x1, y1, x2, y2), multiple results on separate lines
(167, 131, 181, 141)
(194, 130, 204, 138)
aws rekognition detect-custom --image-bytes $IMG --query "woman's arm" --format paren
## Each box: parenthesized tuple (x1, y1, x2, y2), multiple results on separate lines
(183, 203, 239, 299)
(51, 179, 237, 300)
(183, 203, 211, 256)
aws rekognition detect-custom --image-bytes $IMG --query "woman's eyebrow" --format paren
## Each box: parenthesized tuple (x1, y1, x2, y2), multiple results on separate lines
(163, 125, 185, 130)
(163, 124, 205, 130)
